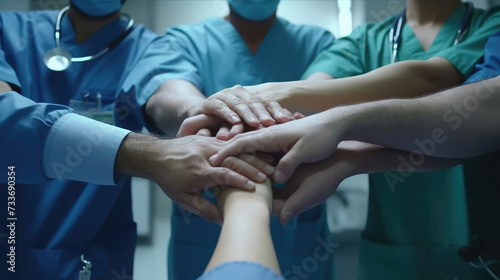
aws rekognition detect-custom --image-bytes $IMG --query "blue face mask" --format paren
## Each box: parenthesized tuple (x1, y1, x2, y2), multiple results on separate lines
(71, 0, 122, 17)
(228, 0, 280, 21)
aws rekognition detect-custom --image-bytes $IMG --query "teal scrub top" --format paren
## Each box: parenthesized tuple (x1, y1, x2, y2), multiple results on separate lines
(302, 4, 500, 280)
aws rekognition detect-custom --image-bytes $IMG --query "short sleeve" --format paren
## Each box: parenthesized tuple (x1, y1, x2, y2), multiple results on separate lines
(301, 24, 371, 79)
(433, 7, 500, 78)
(465, 30, 500, 84)
(120, 33, 203, 108)
(312, 27, 336, 55)
(197, 261, 284, 280)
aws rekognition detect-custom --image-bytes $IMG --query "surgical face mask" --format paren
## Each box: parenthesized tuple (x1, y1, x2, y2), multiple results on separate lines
(228, 0, 280, 21)
(71, 0, 122, 17)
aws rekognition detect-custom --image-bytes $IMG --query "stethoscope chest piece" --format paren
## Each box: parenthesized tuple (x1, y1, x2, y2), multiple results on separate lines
(44, 47, 72, 71)
(44, 6, 134, 71)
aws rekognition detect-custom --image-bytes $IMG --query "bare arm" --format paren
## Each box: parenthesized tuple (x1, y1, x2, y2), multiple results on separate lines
(342, 75, 500, 158)
(0, 81, 13, 94)
(145, 79, 206, 135)
(210, 77, 500, 183)
(205, 178, 280, 274)
(249, 57, 463, 114)
(275, 141, 465, 224)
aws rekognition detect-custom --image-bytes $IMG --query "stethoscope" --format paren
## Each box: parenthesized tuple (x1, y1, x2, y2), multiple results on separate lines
(458, 236, 500, 280)
(43, 6, 135, 71)
(389, 2, 474, 64)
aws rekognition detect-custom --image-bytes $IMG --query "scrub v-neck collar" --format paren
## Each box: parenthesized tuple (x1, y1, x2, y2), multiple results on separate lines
(59, 14, 129, 58)
(215, 17, 280, 57)
(401, 3, 469, 55)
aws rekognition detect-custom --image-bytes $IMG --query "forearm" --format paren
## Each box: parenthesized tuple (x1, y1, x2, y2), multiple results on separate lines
(0, 81, 13, 94)
(205, 179, 280, 274)
(115, 132, 163, 180)
(345, 141, 464, 176)
(250, 58, 462, 115)
(338, 76, 500, 158)
(145, 79, 206, 135)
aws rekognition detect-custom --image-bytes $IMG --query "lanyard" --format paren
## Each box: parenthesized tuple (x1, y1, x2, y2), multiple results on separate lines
(389, 2, 474, 64)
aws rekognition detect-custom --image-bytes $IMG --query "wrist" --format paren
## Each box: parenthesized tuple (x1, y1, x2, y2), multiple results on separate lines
(217, 179, 273, 221)
(115, 133, 164, 180)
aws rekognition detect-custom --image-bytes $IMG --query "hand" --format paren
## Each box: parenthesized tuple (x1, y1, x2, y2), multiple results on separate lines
(115, 133, 274, 224)
(178, 109, 299, 141)
(272, 141, 360, 225)
(177, 114, 246, 140)
(210, 110, 345, 184)
(190, 85, 294, 129)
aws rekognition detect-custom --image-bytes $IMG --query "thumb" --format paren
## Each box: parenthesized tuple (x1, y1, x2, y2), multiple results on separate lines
(274, 139, 309, 183)
(278, 184, 319, 225)
(179, 193, 223, 225)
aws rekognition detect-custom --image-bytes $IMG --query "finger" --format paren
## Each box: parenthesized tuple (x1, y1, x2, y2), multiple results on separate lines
(231, 86, 275, 127)
(205, 167, 257, 191)
(244, 95, 275, 127)
(177, 114, 225, 137)
(272, 198, 284, 216)
(265, 100, 293, 124)
(215, 91, 261, 128)
(255, 152, 274, 165)
(179, 194, 222, 225)
(209, 131, 284, 167)
(215, 123, 231, 140)
(220, 156, 267, 183)
(293, 112, 306, 119)
(278, 184, 320, 225)
(201, 98, 242, 125)
(273, 140, 310, 183)
(237, 153, 274, 176)
(197, 128, 212, 137)
(225, 123, 245, 140)
(273, 176, 301, 201)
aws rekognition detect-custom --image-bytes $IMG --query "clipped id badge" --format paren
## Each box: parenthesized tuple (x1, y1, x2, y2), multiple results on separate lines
(69, 93, 114, 125)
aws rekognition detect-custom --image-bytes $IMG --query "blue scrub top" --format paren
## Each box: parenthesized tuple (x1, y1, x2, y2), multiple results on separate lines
(461, 30, 500, 276)
(162, 17, 334, 96)
(466, 30, 500, 83)
(162, 16, 336, 280)
(0, 10, 176, 280)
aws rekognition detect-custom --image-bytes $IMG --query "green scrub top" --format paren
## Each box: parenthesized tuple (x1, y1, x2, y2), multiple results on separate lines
(303, 4, 500, 280)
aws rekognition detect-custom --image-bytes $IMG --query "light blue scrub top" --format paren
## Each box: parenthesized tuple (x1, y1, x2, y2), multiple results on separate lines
(161, 17, 335, 280)
(198, 261, 284, 280)
(0, 10, 177, 280)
